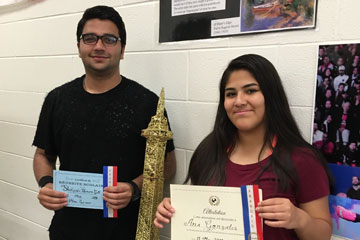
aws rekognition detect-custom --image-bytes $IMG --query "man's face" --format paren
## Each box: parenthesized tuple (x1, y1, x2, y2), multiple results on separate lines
(353, 68, 358, 75)
(323, 133, 328, 141)
(351, 47, 357, 55)
(349, 143, 356, 151)
(352, 176, 359, 186)
(325, 90, 332, 99)
(354, 59, 360, 66)
(78, 19, 125, 75)
(355, 83, 360, 90)
(313, 123, 318, 131)
(342, 92, 348, 100)
(324, 57, 329, 64)
(325, 100, 331, 109)
(326, 115, 332, 122)
(337, 58, 344, 66)
(338, 84, 344, 92)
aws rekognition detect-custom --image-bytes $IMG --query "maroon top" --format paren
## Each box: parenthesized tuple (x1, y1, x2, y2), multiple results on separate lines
(224, 149, 330, 240)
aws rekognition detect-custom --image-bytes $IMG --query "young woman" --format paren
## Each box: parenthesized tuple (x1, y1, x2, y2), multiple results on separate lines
(154, 54, 333, 239)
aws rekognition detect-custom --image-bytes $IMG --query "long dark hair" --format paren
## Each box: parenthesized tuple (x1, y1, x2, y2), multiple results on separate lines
(185, 54, 333, 191)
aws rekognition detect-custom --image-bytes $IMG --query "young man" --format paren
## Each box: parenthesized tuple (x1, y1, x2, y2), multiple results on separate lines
(33, 5, 176, 240)
(347, 176, 360, 200)
(333, 65, 349, 92)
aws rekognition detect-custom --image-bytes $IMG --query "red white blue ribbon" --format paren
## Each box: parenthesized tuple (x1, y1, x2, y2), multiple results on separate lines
(103, 166, 118, 218)
(241, 185, 263, 240)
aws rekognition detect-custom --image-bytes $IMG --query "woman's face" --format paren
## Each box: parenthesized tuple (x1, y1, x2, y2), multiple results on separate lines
(224, 70, 266, 133)
(323, 78, 330, 85)
(325, 68, 331, 76)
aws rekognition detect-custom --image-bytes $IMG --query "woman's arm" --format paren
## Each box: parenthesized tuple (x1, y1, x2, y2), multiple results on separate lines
(295, 196, 332, 240)
(256, 196, 332, 240)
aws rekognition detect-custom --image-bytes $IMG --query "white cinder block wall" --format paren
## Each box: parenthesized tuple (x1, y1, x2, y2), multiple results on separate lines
(0, 0, 357, 239)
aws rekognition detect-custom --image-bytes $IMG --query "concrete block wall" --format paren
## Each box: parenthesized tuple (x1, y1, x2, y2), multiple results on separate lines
(0, 0, 358, 239)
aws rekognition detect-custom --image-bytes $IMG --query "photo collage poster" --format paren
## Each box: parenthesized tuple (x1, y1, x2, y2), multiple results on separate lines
(160, 0, 317, 42)
(313, 43, 360, 239)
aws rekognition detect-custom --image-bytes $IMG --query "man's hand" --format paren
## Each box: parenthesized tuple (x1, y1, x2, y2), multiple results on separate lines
(103, 182, 133, 210)
(38, 183, 67, 210)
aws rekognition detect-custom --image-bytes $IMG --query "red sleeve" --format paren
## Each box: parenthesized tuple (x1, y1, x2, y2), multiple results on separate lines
(292, 149, 330, 204)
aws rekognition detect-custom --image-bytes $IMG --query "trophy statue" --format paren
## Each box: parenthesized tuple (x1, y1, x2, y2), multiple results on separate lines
(135, 88, 173, 240)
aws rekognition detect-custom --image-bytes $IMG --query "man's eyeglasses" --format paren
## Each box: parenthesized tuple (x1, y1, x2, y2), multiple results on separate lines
(80, 33, 121, 46)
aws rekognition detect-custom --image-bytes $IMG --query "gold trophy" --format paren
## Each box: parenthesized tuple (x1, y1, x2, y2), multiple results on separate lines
(136, 88, 173, 240)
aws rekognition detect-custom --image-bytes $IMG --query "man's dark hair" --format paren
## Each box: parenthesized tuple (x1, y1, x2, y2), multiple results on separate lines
(339, 83, 346, 87)
(76, 5, 126, 48)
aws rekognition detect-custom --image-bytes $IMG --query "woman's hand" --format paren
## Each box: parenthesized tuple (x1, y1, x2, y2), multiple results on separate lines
(256, 198, 303, 229)
(154, 197, 175, 228)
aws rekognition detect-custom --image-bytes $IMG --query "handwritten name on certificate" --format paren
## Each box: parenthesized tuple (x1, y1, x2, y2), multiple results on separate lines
(170, 184, 263, 240)
(53, 170, 103, 209)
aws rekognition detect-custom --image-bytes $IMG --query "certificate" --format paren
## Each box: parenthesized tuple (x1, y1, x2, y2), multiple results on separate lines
(53, 170, 103, 209)
(170, 184, 263, 240)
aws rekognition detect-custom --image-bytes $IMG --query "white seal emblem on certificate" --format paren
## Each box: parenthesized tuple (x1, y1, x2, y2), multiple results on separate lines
(170, 184, 263, 240)
(209, 196, 220, 206)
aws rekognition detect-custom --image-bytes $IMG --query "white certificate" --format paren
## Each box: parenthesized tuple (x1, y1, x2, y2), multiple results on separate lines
(170, 184, 263, 240)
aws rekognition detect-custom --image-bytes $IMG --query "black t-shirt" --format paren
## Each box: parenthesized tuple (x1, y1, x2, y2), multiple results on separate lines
(347, 187, 360, 200)
(33, 75, 175, 239)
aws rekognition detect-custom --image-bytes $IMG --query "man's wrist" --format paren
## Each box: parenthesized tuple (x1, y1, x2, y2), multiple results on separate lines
(126, 180, 141, 201)
(38, 176, 53, 188)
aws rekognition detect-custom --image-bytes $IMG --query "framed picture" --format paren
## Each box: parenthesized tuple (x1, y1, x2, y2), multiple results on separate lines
(312, 43, 360, 167)
(312, 43, 360, 239)
(160, 0, 317, 42)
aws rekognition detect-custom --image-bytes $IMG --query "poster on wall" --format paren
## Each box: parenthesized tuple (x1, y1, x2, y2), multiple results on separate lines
(159, 0, 317, 42)
(312, 43, 360, 239)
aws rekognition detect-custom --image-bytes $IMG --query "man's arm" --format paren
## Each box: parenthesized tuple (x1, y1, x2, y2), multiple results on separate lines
(33, 148, 56, 182)
(33, 147, 67, 210)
